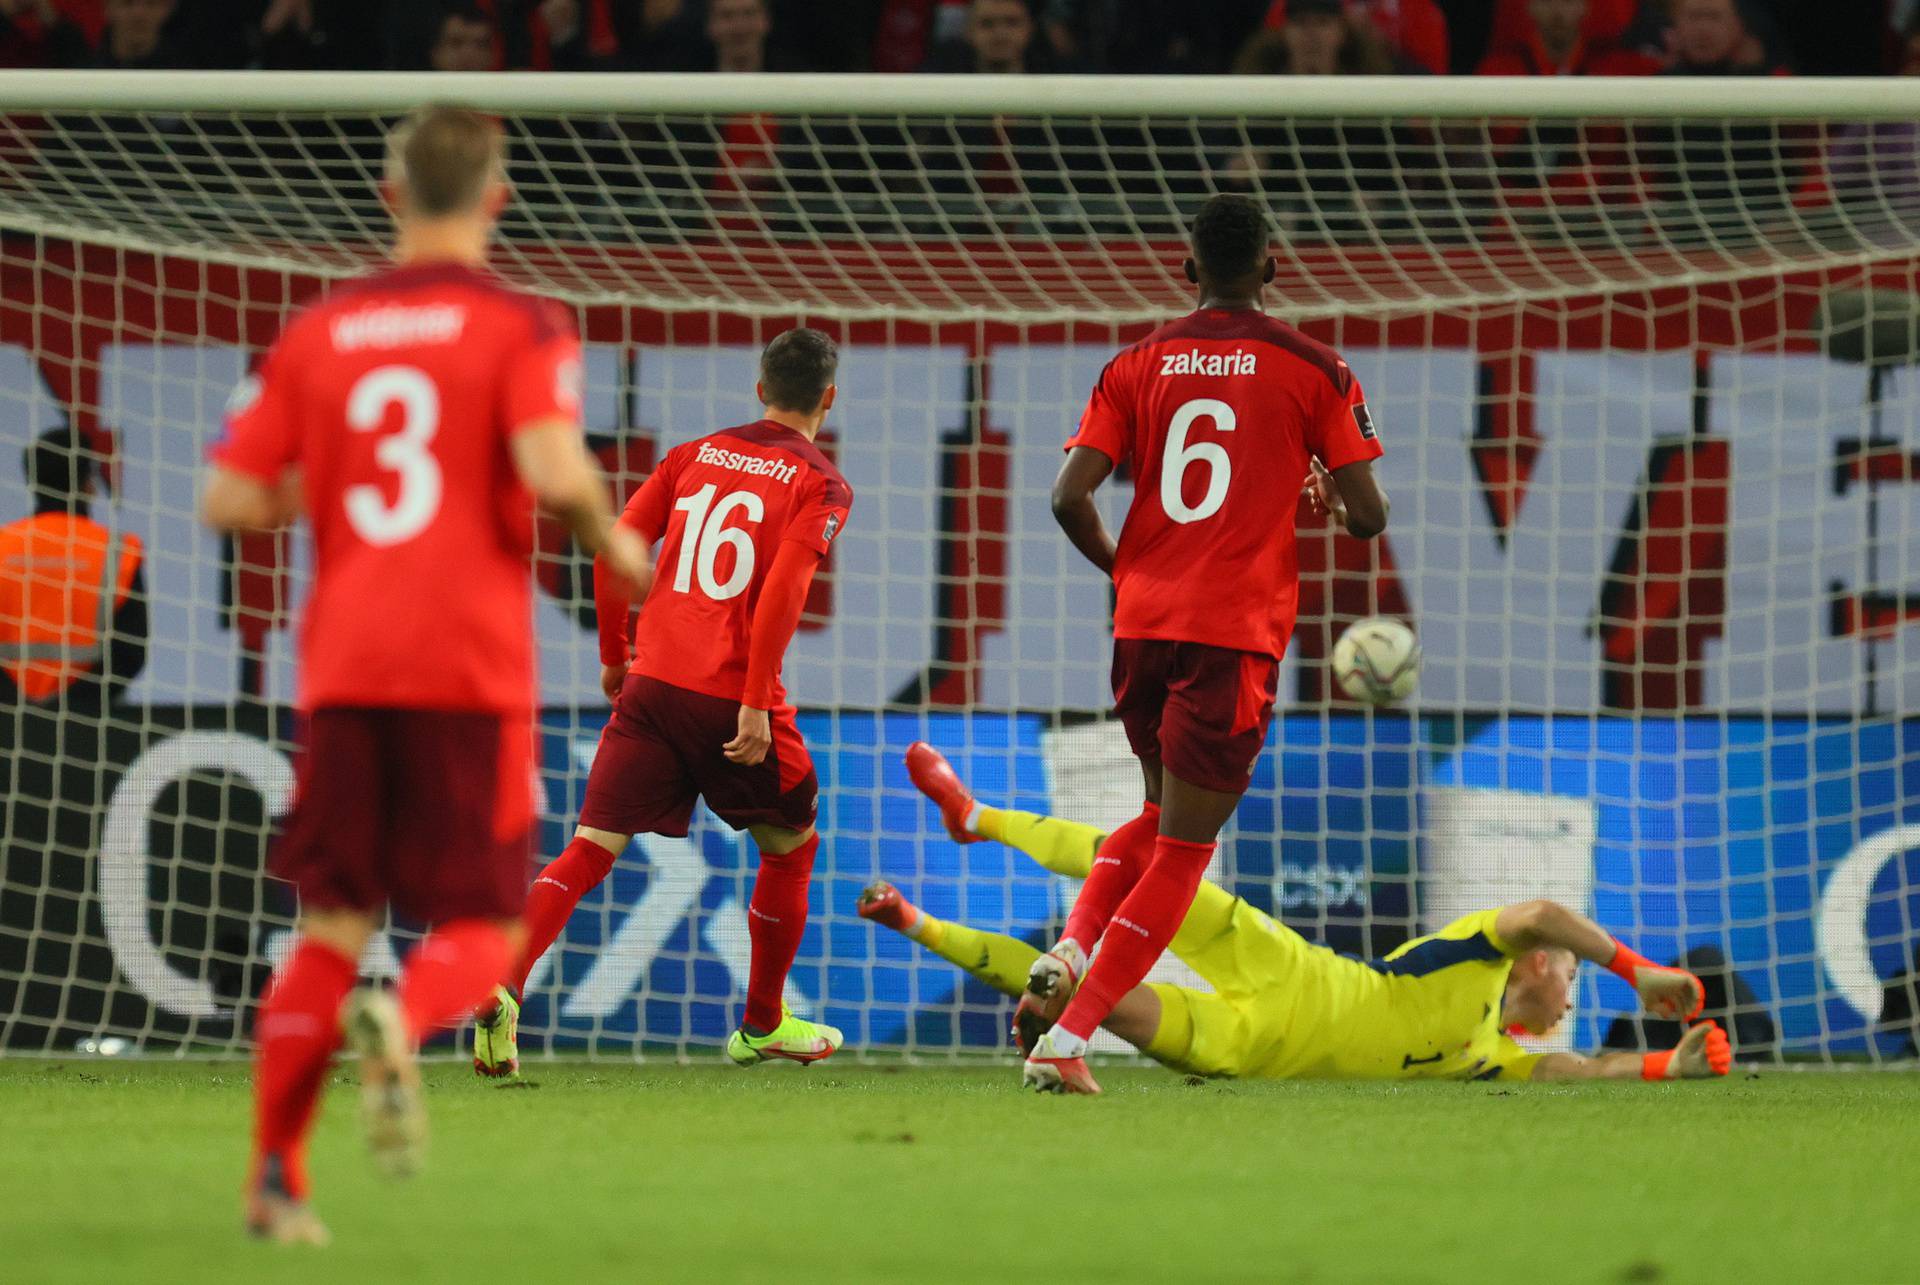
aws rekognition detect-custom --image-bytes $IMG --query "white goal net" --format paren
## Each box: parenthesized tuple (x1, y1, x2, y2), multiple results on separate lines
(2, 73, 1917, 1064)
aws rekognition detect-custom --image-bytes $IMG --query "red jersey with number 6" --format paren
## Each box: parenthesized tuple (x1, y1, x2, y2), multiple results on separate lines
(615, 421, 853, 705)
(213, 261, 583, 714)
(1066, 307, 1383, 659)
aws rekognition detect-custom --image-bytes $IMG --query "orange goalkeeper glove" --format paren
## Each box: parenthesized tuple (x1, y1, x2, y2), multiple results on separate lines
(1642, 1021, 1732, 1080)
(1608, 940, 1705, 1021)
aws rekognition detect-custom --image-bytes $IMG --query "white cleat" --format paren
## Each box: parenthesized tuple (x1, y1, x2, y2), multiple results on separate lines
(341, 988, 426, 1179)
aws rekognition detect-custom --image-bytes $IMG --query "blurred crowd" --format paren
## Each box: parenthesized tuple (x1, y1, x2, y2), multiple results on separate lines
(0, 0, 1913, 78)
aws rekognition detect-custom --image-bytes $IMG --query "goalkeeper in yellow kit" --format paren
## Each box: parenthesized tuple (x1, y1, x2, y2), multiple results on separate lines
(862, 745, 1731, 1085)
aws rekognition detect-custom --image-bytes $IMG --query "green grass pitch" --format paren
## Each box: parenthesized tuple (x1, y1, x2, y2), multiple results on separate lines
(2, 1060, 1915, 1284)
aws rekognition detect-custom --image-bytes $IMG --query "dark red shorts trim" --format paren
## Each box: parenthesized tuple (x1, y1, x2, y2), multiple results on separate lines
(274, 707, 536, 923)
(1111, 638, 1278, 795)
(578, 673, 818, 838)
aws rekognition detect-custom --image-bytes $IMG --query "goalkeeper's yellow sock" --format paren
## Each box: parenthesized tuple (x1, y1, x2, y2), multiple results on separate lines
(910, 915, 1042, 999)
(975, 807, 1106, 880)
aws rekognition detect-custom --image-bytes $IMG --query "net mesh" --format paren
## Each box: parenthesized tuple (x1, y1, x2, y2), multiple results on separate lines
(2, 93, 1917, 1064)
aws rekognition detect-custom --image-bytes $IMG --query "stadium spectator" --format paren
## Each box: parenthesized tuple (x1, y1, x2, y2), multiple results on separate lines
(912, 0, 1093, 222)
(242, 0, 385, 70)
(1475, 0, 1660, 75)
(1485, 0, 1653, 63)
(706, 0, 790, 71)
(1661, 0, 1784, 75)
(93, 0, 191, 68)
(426, 1, 499, 71)
(923, 0, 1065, 72)
(1259, 0, 1449, 74)
(1627, 0, 1808, 230)
(0, 0, 89, 67)
(1041, 0, 1265, 73)
(1220, 1, 1407, 236)
(0, 430, 147, 709)
(1472, 1, 1658, 216)
(506, 0, 706, 72)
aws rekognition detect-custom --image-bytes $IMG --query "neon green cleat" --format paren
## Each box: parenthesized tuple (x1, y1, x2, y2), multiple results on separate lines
(472, 986, 520, 1080)
(724, 1006, 843, 1066)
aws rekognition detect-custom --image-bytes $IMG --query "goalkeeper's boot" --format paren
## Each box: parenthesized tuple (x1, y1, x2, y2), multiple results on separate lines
(905, 742, 982, 845)
(855, 880, 917, 934)
(725, 1004, 844, 1066)
(341, 987, 426, 1179)
(1023, 1030, 1102, 1096)
(1014, 940, 1085, 1054)
(244, 1156, 329, 1247)
(471, 985, 520, 1080)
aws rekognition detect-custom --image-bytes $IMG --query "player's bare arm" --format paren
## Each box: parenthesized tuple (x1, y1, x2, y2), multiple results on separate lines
(1496, 898, 1706, 1021)
(1302, 457, 1389, 540)
(199, 465, 300, 533)
(509, 419, 651, 588)
(1532, 1022, 1733, 1082)
(1050, 444, 1118, 574)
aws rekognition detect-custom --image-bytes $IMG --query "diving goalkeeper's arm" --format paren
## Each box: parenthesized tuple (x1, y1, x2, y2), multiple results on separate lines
(1531, 1021, 1733, 1082)
(1495, 899, 1707, 1021)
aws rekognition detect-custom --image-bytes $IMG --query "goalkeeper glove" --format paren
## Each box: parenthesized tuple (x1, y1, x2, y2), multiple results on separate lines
(1607, 940, 1705, 1021)
(1642, 1020, 1732, 1080)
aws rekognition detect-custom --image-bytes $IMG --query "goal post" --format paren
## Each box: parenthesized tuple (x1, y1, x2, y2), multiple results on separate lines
(1, 72, 1916, 1065)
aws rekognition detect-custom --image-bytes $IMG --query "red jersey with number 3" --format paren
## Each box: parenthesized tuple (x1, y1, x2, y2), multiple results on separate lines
(213, 262, 583, 714)
(1066, 307, 1383, 659)
(618, 421, 853, 705)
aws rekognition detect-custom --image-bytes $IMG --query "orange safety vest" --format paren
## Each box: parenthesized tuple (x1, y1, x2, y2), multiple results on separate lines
(0, 512, 143, 703)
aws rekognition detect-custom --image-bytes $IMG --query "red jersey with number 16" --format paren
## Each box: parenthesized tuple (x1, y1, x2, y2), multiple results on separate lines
(1066, 307, 1383, 659)
(615, 421, 853, 706)
(213, 262, 583, 714)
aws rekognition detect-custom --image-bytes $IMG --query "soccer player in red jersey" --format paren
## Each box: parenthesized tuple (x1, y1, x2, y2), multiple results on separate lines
(471, 328, 852, 1073)
(200, 106, 649, 1242)
(1022, 193, 1391, 1094)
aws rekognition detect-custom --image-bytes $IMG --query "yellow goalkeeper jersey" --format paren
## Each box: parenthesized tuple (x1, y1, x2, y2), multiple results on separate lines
(1147, 891, 1543, 1083)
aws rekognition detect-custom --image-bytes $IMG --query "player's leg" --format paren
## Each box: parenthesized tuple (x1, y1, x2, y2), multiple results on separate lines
(698, 699, 842, 1063)
(246, 707, 391, 1240)
(248, 907, 372, 1245)
(1029, 640, 1169, 1006)
(904, 741, 1108, 877)
(722, 818, 843, 1064)
(857, 881, 1043, 995)
(475, 688, 696, 1075)
(1028, 645, 1277, 1094)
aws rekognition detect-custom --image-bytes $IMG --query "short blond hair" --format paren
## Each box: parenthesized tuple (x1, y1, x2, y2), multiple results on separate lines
(385, 104, 504, 218)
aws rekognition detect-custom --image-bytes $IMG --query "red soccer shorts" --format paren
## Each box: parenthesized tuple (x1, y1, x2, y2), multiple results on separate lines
(578, 673, 818, 837)
(274, 707, 537, 922)
(1111, 638, 1279, 795)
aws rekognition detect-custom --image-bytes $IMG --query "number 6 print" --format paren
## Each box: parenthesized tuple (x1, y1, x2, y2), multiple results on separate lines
(1161, 397, 1236, 524)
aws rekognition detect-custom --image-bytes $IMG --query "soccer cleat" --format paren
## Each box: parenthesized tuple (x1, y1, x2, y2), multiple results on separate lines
(855, 880, 917, 934)
(725, 1005, 844, 1066)
(471, 985, 520, 1080)
(341, 988, 426, 1179)
(905, 741, 982, 844)
(244, 1156, 329, 1247)
(1023, 1030, 1102, 1095)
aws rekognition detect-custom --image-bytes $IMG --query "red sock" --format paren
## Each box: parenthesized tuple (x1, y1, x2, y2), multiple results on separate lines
(1056, 834, 1215, 1041)
(251, 938, 357, 1199)
(1061, 802, 1160, 952)
(506, 835, 619, 997)
(397, 920, 514, 1044)
(743, 831, 818, 1033)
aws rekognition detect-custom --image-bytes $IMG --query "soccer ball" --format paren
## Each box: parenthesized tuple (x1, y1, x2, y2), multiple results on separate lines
(1331, 617, 1421, 705)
